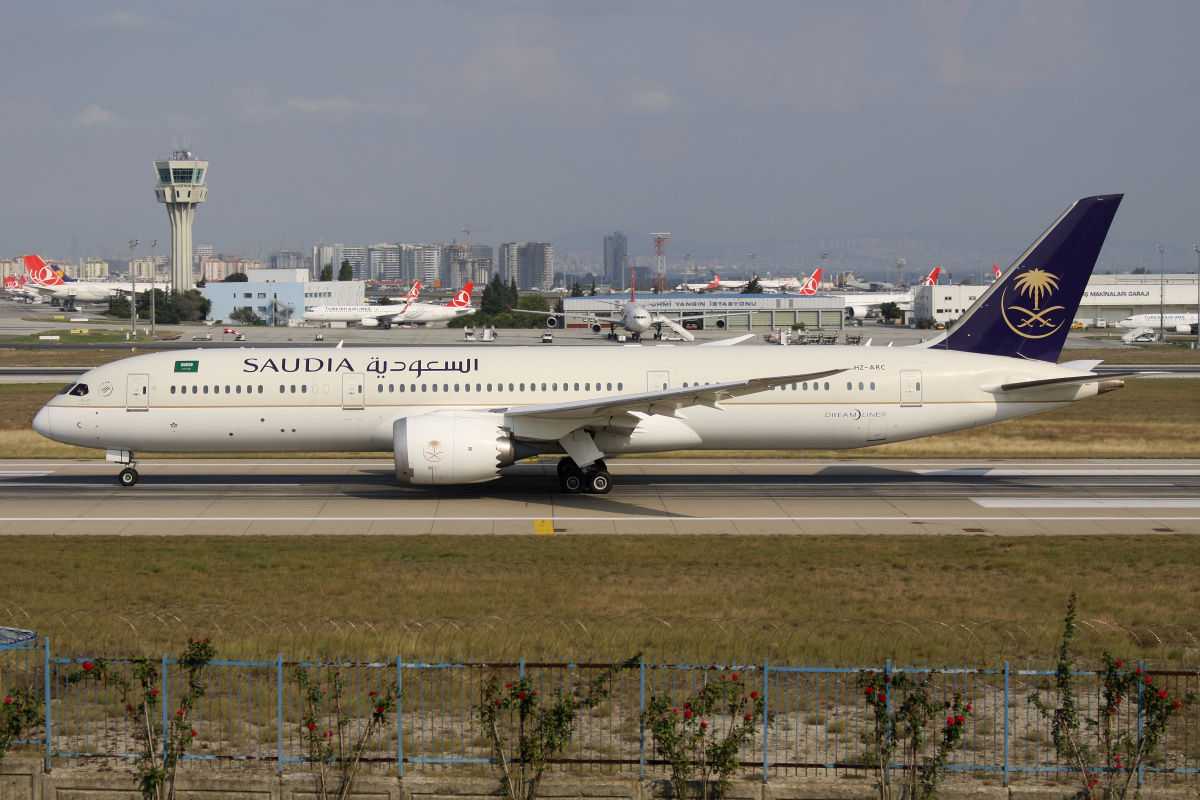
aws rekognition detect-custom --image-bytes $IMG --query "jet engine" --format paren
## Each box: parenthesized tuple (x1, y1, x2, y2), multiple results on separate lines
(590, 322, 603, 334)
(1175, 323, 1193, 334)
(714, 318, 727, 330)
(846, 305, 870, 319)
(546, 315, 562, 328)
(360, 318, 380, 328)
(393, 412, 515, 485)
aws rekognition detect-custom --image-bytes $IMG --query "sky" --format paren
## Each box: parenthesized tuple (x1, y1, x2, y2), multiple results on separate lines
(3, 1, 1200, 274)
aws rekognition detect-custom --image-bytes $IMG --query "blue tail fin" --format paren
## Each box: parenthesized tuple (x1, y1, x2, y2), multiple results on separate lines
(931, 194, 1123, 362)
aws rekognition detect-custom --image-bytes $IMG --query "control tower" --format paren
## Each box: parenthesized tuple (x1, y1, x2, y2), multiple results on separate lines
(153, 147, 208, 291)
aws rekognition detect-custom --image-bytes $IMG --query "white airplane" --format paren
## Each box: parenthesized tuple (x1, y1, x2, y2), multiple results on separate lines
(304, 283, 474, 328)
(838, 267, 941, 319)
(1117, 312, 1198, 334)
(23, 255, 169, 304)
(34, 194, 1137, 495)
(384, 282, 423, 304)
(4, 276, 39, 299)
(676, 275, 723, 292)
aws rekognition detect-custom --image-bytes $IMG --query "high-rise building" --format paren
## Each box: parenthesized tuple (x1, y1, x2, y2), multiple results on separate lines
(193, 243, 214, 264)
(153, 147, 208, 291)
(604, 231, 627, 289)
(367, 244, 400, 281)
(500, 242, 554, 290)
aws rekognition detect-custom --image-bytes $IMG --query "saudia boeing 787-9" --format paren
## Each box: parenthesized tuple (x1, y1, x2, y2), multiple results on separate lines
(34, 195, 1136, 493)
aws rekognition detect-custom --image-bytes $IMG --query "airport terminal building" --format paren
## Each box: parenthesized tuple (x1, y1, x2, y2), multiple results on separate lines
(914, 274, 1200, 325)
(203, 269, 363, 326)
(562, 293, 846, 330)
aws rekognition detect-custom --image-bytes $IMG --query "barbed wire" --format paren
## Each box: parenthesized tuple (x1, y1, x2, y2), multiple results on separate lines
(2, 601, 1197, 664)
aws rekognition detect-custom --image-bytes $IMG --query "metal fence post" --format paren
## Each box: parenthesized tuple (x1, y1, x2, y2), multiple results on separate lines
(43, 637, 51, 772)
(276, 654, 283, 774)
(885, 660, 892, 787)
(762, 659, 770, 782)
(1003, 662, 1010, 786)
(161, 652, 169, 764)
(1137, 663, 1144, 788)
(403, 652, 408, 777)
(519, 656, 525, 681)
(638, 660, 645, 780)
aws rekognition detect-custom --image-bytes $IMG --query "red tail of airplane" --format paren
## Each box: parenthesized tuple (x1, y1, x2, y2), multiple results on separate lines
(797, 268, 823, 295)
(4, 277, 21, 291)
(922, 267, 941, 286)
(993, 264, 1001, 279)
(24, 255, 64, 286)
(704, 275, 720, 291)
(448, 282, 474, 308)
(404, 280, 421, 302)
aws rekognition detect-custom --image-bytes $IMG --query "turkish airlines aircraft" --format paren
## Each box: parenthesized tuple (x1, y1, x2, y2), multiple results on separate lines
(837, 267, 941, 319)
(1117, 313, 1199, 334)
(796, 268, 823, 295)
(4, 276, 38, 299)
(304, 283, 473, 328)
(35, 195, 1136, 494)
(676, 275, 723, 292)
(922, 268, 941, 286)
(23, 255, 168, 303)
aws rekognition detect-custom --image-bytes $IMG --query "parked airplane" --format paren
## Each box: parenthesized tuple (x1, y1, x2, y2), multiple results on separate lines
(34, 195, 1137, 494)
(838, 267, 940, 318)
(796, 268, 823, 295)
(676, 275, 723, 292)
(304, 283, 474, 328)
(384, 281, 423, 304)
(23, 255, 169, 304)
(1117, 312, 1198, 334)
(4, 276, 38, 299)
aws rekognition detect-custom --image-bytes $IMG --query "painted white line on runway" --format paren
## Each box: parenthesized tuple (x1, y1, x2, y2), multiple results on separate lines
(920, 469, 1200, 477)
(0, 516, 1197, 523)
(972, 498, 1200, 509)
(0, 471, 53, 476)
(0, 482, 301, 488)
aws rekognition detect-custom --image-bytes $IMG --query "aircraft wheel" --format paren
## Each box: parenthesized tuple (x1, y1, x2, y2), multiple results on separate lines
(557, 457, 577, 476)
(586, 470, 612, 494)
(118, 468, 139, 487)
(560, 469, 585, 494)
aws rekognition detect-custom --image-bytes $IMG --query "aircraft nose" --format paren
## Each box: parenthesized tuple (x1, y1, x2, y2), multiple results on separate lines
(32, 406, 52, 440)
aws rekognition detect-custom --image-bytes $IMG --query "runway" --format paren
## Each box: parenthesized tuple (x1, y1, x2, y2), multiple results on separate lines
(0, 458, 1198, 535)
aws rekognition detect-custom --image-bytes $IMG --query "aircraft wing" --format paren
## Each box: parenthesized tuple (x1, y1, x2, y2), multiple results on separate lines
(505, 367, 848, 422)
(510, 307, 613, 325)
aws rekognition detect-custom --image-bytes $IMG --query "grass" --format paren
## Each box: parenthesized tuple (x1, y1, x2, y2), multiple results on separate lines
(1, 330, 172, 346)
(3, 535, 1199, 662)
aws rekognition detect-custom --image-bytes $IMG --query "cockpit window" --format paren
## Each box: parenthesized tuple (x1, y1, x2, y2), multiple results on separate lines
(68, 383, 89, 397)
(57, 383, 76, 395)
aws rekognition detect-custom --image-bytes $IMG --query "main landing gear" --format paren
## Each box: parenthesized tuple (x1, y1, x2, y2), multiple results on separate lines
(118, 467, 139, 486)
(557, 458, 611, 494)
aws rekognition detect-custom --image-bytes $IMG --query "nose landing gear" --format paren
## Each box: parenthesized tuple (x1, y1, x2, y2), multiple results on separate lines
(107, 449, 139, 487)
(118, 467, 139, 487)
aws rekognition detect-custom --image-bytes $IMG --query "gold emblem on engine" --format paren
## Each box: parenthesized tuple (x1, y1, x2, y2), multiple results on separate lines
(423, 440, 444, 462)
(1002, 267, 1065, 339)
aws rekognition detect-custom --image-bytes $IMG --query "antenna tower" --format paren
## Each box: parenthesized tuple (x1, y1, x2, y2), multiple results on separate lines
(651, 232, 670, 292)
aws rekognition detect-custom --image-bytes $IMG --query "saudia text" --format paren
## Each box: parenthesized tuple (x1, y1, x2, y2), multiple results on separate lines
(242, 357, 479, 377)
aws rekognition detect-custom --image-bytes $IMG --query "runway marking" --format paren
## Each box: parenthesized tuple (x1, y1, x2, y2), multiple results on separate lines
(972, 498, 1200, 509)
(0, 516, 1197, 523)
(0, 482, 301, 488)
(919, 469, 1200, 477)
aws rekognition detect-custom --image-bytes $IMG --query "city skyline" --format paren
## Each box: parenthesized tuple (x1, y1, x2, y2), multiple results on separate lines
(3, 3, 1200, 276)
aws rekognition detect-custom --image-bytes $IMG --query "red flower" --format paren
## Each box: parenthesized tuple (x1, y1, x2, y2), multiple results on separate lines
(1173, 701, 1182, 709)
(751, 691, 758, 699)
(945, 701, 951, 708)
(177, 709, 186, 716)
(865, 687, 875, 694)
(494, 699, 501, 706)
(3, 698, 10, 704)
(700, 722, 708, 729)
(879, 694, 886, 702)
(744, 714, 751, 720)
(125, 704, 132, 712)
(377, 706, 384, 714)
(683, 701, 690, 708)
(966, 704, 972, 711)
(1109, 708, 1117, 714)
(684, 710, 692, 718)
(731, 674, 738, 680)
(491, 675, 498, 680)
(82, 661, 94, 672)
(308, 722, 316, 730)
(1146, 676, 1153, 685)
(152, 690, 159, 696)
(672, 708, 679, 714)
(505, 683, 512, 688)
(203, 638, 209, 643)
(518, 692, 527, 700)
(1136, 667, 1142, 674)
(867, 670, 874, 675)
(1116, 698, 1122, 705)
(1158, 690, 1167, 699)
(189, 638, 194, 643)
(369, 691, 376, 696)
(532, 691, 537, 696)
(947, 717, 955, 726)
(1116, 660, 1123, 667)
(323, 731, 329, 738)
(955, 716, 965, 725)
(191, 729, 197, 737)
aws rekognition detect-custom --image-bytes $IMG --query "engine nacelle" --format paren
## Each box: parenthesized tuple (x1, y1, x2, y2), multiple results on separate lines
(714, 318, 727, 330)
(1175, 323, 1193, 334)
(360, 317, 381, 328)
(590, 322, 603, 334)
(846, 305, 870, 319)
(394, 412, 515, 485)
(546, 315, 561, 328)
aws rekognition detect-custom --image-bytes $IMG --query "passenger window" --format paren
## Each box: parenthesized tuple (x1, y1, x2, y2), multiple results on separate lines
(464, 384, 470, 392)
(916, 381, 922, 391)
(225, 385, 231, 393)
(443, 384, 448, 392)
(508, 383, 513, 392)
(617, 383, 623, 390)
(432, 384, 438, 392)
(203, 385, 209, 394)
(607, 383, 612, 390)
(476, 384, 481, 392)
(422, 384, 427, 392)
(574, 383, 579, 391)
(290, 385, 296, 393)
(378, 385, 384, 393)
(540, 383, 546, 391)
(302, 385, 307, 393)
(553, 383, 558, 391)
(870, 382, 876, 390)
(824, 382, 830, 390)
(257, 385, 263, 393)
(170, 385, 176, 395)
(279, 385, 285, 393)
(236, 385, 241, 394)
(859, 382, 864, 390)
(586, 383, 591, 391)
(454, 384, 460, 392)
(399, 384, 405, 393)
(487, 384, 492, 392)
(847, 382, 852, 390)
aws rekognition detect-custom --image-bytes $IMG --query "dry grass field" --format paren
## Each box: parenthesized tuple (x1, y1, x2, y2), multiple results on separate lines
(3, 534, 1198, 662)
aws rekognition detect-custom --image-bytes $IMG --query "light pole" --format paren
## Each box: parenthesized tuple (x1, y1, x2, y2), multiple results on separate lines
(1158, 244, 1165, 342)
(1194, 244, 1199, 348)
(128, 238, 139, 338)
(149, 239, 157, 340)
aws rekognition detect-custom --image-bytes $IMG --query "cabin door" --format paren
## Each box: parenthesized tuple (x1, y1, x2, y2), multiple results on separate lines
(647, 371, 670, 392)
(126, 374, 149, 411)
(900, 370, 923, 407)
(342, 373, 365, 410)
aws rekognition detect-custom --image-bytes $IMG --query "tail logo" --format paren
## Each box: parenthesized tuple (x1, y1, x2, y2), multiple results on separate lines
(1002, 267, 1066, 339)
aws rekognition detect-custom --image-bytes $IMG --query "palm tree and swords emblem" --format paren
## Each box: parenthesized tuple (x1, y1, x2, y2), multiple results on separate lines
(1001, 267, 1065, 338)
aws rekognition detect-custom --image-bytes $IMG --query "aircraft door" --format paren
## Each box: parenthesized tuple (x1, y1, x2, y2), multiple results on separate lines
(126, 374, 149, 411)
(647, 371, 669, 392)
(342, 373, 365, 409)
(900, 370, 923, 407)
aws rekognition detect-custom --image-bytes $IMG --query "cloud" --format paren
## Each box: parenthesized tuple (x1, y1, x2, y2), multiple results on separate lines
(72, 104, 118, 126)
(77, 9, 166, 31)
(615, 88, 675, 115)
